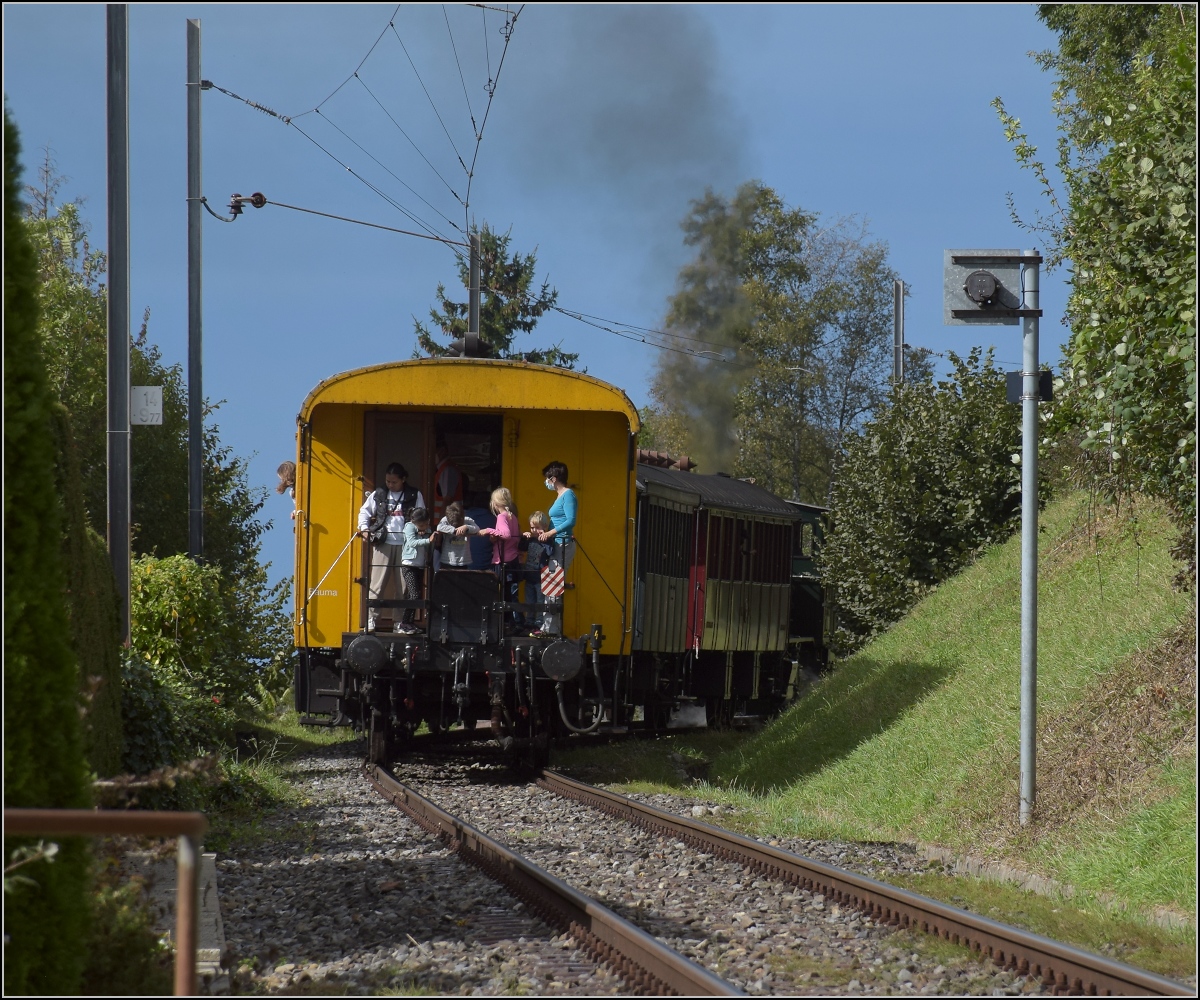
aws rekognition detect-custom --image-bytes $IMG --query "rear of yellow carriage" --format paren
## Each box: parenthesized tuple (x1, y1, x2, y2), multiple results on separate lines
(290, 358, 638, 739)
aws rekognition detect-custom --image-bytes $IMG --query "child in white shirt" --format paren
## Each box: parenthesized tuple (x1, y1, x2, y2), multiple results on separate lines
(436, 502, 480, 568)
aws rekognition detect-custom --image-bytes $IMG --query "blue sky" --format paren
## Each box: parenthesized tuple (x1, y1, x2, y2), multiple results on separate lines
(4, 4, 1070, 583)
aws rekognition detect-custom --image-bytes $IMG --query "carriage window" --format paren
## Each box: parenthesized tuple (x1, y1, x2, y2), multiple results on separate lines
(732, 519, 747, 580)
(798, 522, 812, 558)
(645, 504, 689, 577)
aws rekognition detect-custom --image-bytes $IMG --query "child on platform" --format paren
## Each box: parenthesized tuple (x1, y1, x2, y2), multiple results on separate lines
(522, 511, 551, 629)
(398, 507, 432, 632)
(436, 501, 480, 568)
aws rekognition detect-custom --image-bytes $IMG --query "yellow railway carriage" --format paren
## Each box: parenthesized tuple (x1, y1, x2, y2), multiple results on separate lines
(294, 359, 638, 647)
(292, 358, 640, 763)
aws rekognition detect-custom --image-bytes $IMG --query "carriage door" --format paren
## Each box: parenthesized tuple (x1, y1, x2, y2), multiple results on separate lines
(362, 412, 432, 624)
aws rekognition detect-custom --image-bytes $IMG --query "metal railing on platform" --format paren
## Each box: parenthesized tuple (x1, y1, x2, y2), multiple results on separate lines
(4, 808, 208, 996)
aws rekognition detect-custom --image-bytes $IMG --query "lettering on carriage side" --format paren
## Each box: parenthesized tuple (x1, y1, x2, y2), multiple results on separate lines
(311, 589, 339, 598)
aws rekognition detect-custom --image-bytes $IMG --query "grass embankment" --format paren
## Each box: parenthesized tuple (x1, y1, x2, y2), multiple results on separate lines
(555, 494, 1196, 977)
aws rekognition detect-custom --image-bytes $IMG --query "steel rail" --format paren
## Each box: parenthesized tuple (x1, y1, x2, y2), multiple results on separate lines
(540, 771, 1193, 998)
(363, 763, 739, 996)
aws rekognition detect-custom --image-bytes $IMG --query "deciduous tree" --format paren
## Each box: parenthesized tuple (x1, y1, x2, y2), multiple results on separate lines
(994, 4, 1195, 579)
(648, 182, 913, 501)
(23, 160, 293, 704)
(820, 349, 1036, 654)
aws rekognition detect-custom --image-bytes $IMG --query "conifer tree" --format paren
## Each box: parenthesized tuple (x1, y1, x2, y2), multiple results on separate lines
(413, 224, 576, 368)
(4, 104, 91, 998)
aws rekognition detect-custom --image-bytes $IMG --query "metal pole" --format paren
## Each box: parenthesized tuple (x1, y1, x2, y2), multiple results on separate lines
(893, 279, 904, 383)
(1019, 249, 1040, 826)
(187, 18, 204, 560)
(107, 4, 131, 644)
(174, 833, 199, 996)
(469, 233, 481, 340)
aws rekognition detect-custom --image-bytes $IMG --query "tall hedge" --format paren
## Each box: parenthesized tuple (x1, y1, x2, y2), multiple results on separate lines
(51, 403, 123, 776)
(4, 106, 91, 995)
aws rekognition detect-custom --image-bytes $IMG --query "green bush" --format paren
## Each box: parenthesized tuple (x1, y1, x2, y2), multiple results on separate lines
(995, 7, 1196, 579)
(4, 105, 91, 996)
(120, 651, 236, 776)
(81, 870, 174, 997)
(821, 349, 1047, 653)
(120, 652, 187, 777)
(130, 552, 292, 710)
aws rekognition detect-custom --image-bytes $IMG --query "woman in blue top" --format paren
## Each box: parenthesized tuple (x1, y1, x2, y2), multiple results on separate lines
(534, 460, 576, 635)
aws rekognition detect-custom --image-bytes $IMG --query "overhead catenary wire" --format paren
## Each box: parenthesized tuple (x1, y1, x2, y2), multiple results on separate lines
(317, 103, 465, 229)
(560, 307, 752, 352)
(389, 19, 469, 175)
(207, 4, 521, 247)
(353, 75, 465, 205)
(206, 79, 461, 246)
(462, 6, 521, 233)
(481, 5, 492, 86)
(248, 196, 470, 248)
(297, 2, 401, 118)
(551, 306, 759, 371)
(444, 4, 478, 131)
(287, 118, 464, 248)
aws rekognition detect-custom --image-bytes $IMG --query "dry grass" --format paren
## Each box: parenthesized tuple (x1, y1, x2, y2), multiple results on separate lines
(965, 615, 1196, 845)
(1036, 619, 1196, 828)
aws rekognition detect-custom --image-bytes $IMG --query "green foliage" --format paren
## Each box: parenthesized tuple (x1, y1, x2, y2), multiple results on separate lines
(994, 5, 1196, 578)
(120, 652, 189, 777)
(24, 180, 264, 570)
(648, 182, 907, 497)
(81, 868, 174, 997)
(820, 349, 1034, 653)
(24, 162, 295, 706)
(737, 204, 906, 501)
(647, 184, 765, 472)
(131, 554, 293, 709)
(4, 103, 90, 997)
(49, 403, 123, 776)
(414, 224, 574, 367)
(636, 404, 688, 454)
(130, 556, 224, 689)
(4, 841, 60, 895)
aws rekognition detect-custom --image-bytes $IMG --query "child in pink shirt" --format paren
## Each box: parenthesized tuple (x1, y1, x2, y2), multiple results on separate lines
(479, 487, 522, 625)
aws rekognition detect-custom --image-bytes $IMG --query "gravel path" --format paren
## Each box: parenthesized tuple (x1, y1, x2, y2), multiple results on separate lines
(401, 753, 1051, 997)
(217, 740, 623, 995)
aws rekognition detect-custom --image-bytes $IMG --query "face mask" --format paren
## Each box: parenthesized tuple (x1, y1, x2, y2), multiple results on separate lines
(545, 478, 555, 491)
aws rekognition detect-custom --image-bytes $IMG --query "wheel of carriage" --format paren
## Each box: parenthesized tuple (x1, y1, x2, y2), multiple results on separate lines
(526, 733, 550, 771)
(368, 709, 390, 766)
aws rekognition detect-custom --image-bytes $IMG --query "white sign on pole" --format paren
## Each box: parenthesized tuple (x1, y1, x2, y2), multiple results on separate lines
(131, 386, 163, 425)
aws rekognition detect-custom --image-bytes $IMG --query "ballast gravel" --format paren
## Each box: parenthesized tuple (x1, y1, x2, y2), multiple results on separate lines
(217, 740, 623, 995)
(401, 752, 1052, 997)
(219, 737, 1053, 996)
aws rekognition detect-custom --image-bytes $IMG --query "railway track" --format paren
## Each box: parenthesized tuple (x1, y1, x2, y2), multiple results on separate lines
(371, 743, 1191, 997)
(218, 742, 633, 995)
(366, 760, 740, 995)
(538, 770, 1193, 998)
